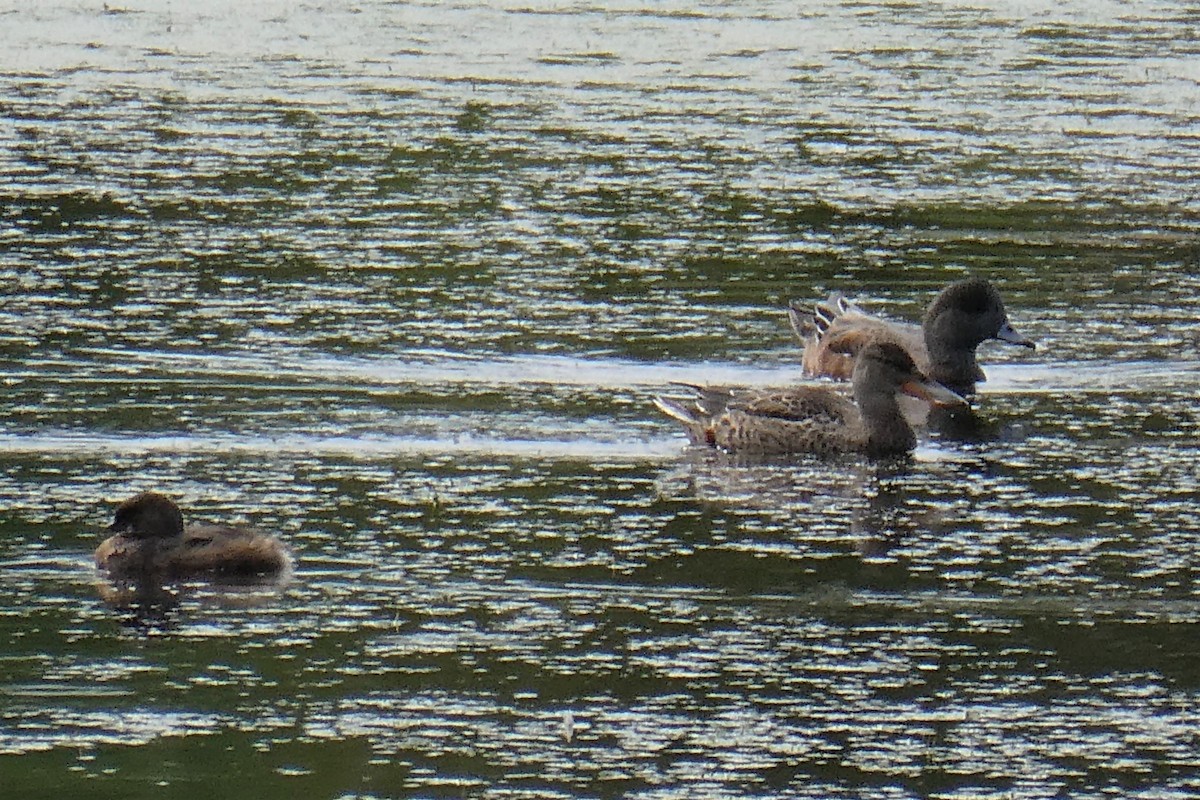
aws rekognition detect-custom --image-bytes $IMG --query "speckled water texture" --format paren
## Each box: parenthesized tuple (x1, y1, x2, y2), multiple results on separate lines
(2, 1, 1199, 798)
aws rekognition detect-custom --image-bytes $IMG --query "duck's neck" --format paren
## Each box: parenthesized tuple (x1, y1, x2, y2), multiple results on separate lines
(927, 358, 980, 396)
(854, 388, 916, 454)
(924, 325, 984, 394)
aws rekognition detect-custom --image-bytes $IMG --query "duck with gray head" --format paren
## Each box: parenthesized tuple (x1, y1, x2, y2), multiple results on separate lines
(790, 277, 1035, 397)
(95, 492, 292, 582)
(653, 341, 966, 457)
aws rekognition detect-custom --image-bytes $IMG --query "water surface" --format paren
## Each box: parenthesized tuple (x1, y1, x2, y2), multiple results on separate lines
(2, 1, 1199, 798)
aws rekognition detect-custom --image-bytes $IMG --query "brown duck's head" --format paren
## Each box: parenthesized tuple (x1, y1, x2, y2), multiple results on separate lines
(108, 492, 185, 540)
(854, 341, 967, 408)
(922, 277, 1036, 351)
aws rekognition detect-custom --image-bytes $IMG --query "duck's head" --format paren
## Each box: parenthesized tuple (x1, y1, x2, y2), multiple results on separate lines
(108, 492, 185, 540)
(923, 277, 1035, 352)
(853, 341, 967, 408)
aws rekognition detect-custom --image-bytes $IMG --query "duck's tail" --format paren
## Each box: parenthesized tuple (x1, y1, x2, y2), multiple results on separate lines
(652, 394, 715, 446)
(788, 292, 864, 344)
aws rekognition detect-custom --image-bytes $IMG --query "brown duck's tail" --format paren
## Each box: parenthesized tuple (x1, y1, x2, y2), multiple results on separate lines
(788, 292, 859, 343)
(666, 382, 736, 417)
(652, 395, 702, 426)
(652, 395, 714, 446)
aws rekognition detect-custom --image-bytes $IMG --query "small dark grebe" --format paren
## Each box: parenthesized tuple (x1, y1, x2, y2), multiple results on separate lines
(95, 492, 291, 581)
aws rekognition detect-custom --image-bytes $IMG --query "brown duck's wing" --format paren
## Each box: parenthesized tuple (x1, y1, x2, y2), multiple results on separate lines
(713, 389, 867, 455)
(728, 386, 858, 423)
(806, 316, 930, 378)
(174, 525, 291, 576)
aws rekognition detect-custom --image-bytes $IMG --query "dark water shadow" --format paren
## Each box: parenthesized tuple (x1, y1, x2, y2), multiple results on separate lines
(927, 404, 995, 441)
(923, 391, 1042, 447)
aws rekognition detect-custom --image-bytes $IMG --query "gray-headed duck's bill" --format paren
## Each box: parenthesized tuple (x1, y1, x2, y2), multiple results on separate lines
(996, 321, 1035, 349)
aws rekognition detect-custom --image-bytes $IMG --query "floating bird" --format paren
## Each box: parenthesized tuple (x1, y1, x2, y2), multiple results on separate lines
(653, 341, 965, 456)
(790, 277, 1035, 396)
(95, 492, 291, 581)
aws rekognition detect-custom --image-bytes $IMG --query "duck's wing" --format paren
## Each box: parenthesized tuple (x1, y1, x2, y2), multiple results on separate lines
(656, 382, 871, 454)
(727, 385, 855, 422)
(793, 294, 929, 379)
(713, 387, 867, 454)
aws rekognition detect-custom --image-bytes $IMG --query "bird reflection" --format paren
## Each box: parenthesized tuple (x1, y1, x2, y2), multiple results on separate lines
(654, 447, 876, 511)
(850, 463, 919, 558)
(655, 447, 943, 558)
(95, 572, 291, 631)
(95, 577, 182, 630)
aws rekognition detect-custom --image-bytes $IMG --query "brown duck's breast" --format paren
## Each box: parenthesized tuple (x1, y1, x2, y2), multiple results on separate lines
(94, 534, 135, 572)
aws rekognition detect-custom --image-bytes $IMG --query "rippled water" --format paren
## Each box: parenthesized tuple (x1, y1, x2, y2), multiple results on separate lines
(2, 1, 1199, 798)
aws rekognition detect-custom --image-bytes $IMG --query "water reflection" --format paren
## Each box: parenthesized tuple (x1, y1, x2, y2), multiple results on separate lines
(94, 578, 183, 631)
(94, 574, 294, 633)
(3, 0, 1200, 797)
(850, 461, 925, 559)
(654, 446, 961, 564)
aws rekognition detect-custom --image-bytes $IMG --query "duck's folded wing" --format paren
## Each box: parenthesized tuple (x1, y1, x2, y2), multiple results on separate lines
(728, 387, 857, 423)
(821, 314, 920, 354)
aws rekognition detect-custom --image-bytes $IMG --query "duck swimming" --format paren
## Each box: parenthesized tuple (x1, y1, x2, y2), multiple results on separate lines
(790, 277, 1035, 396)
(95, 492, 291, 581)
(653, 341, 966, 456)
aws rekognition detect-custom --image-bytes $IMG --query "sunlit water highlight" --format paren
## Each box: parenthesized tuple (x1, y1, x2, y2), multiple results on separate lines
(2, 1, 1199, 798)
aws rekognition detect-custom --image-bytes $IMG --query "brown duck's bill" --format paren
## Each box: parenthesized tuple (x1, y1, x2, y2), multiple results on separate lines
(996, 321, 1036, 349)
(900, 378, 968, 408)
